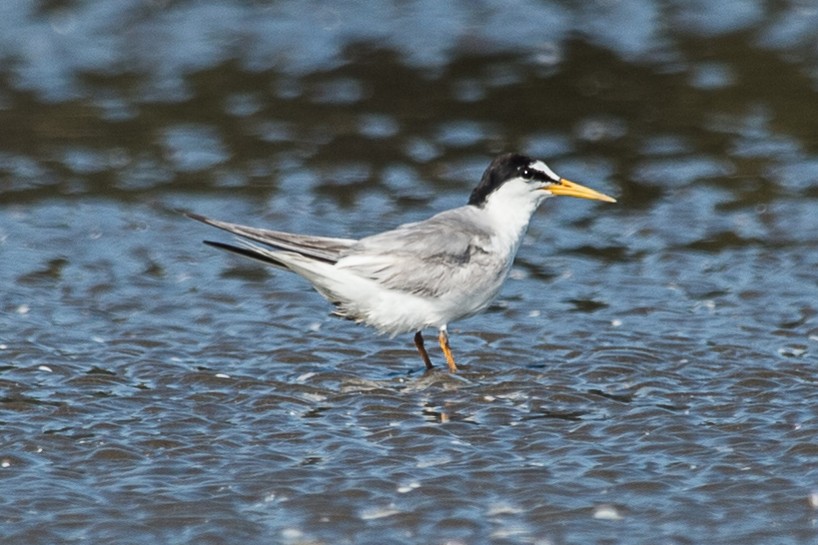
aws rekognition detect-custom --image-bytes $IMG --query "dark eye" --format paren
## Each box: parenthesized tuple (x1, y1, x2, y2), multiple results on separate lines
(520, 167, 532, 179)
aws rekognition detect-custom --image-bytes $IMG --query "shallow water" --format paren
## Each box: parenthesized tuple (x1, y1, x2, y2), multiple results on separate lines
(3, 1, 818, 544)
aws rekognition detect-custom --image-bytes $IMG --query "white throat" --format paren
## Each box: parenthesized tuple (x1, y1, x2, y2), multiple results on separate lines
(480, 177, 549, 253)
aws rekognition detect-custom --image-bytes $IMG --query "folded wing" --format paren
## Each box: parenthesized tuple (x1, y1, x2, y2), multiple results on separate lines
(337, 208, 499, 298)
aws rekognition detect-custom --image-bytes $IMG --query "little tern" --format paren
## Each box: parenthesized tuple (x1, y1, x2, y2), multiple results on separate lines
(190, 153, 615, 372)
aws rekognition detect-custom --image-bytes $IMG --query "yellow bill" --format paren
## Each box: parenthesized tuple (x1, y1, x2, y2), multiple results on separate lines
(546, 178, 616, 203)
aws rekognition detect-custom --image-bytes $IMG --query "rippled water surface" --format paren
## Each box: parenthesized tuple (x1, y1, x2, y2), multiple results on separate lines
(3, 1, 818, 544)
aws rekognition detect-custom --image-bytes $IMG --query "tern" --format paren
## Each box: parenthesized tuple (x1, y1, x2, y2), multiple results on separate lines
(190, 153, 615, 372)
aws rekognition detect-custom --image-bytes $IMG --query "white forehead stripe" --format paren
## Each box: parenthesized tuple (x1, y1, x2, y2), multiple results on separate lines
(530, 160, 559, 181)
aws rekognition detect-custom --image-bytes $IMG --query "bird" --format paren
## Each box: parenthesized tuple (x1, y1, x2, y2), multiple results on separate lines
(189, 153, 615, 372)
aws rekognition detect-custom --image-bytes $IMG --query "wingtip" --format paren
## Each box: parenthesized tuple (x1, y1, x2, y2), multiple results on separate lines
(183, 210, 213, 224)
(184, 211, 236, 233)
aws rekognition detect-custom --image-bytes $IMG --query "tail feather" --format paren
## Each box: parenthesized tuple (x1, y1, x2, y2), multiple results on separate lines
(203, 240, 289, 268)
(190, 212, 365, 318)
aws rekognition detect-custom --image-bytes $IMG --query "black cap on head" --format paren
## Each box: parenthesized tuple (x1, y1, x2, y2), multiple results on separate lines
(468, 153, 534, 207)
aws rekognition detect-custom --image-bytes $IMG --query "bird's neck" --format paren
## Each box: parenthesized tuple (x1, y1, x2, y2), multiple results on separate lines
(479, 193, 543, 255)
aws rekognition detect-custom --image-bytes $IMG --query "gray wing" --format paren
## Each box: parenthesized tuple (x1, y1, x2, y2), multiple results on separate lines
(187, 212, 356, 263)
(337, 207, 501, 297)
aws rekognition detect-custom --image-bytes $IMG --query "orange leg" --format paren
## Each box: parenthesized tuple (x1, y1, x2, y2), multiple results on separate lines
(414, 331, 434, 370)
(438, 327, 458, 372)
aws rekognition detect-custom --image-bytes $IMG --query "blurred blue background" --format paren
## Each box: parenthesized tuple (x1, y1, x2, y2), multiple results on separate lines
(2, 1, 818, 544)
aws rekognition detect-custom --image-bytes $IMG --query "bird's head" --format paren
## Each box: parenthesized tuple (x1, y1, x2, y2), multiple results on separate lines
(468, 153, 616, 208)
